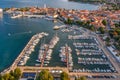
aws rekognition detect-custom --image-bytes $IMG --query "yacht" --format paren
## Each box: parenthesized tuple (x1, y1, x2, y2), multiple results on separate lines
(59, 44, 73, 67)
(53, 26, 60, 30)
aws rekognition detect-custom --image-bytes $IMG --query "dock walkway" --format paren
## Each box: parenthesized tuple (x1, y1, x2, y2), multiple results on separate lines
(1, 32, 48, 74)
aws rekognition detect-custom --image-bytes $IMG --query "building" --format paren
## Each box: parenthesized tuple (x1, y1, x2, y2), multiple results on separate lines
(0, 8, 3, 18)
(0, 8, 3, 13)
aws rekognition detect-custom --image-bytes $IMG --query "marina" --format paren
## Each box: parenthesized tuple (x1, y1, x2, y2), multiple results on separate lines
(17, 32, 49, 66)
(0, 0, 120, 80)
(1, 6, 120, 79)
(2, 24, 118, 74)
(1, 32, 48, 74)
(67, 27, 116, 73)
(1, 22, 120, 80)
(59, 44, 73, 69)
(36, 34, 59, 67)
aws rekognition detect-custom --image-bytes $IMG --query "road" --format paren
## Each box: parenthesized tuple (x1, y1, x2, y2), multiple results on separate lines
(18, 66, 120, 80)
(96, 34, 120, 74)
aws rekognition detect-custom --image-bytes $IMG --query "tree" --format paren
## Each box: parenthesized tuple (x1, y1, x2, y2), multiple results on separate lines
(113, 31, 118, 36)
(2, 73, 15, 80)
(65, 18, 73, 25)
(115, 23, 120, 27)
(10, 70, 14, 76)
(13, 68, 22, 80)
(75, 76, 86, 80)
(48, 74, 53, 80)
(3, 8, 10, 11)
(105, 37, 110, 42)
(76, 20, 85, 26)
(60, 72, 70, 80)
(80, 76, 86, 80)
(37, 70, 53, 80)
(9, 75, 15, 80)
(102, 19, 107, 26)
(98, 27, 105, 34)
(0, 74, 4, 80)
(3, 73, 10, 80)
(109, 30, 114, 38)
(89, 25, 95, 31)
(106, 42, 111, 46)
(0, 68, 21, 80)
(76, 21, 82, 25)
(86, 20, 91, 25)
(19, 7, 29, 12)
(115, 28, 120, 35)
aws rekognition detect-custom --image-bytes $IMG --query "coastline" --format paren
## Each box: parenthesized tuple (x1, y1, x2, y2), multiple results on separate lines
(0, 0, 119, 79)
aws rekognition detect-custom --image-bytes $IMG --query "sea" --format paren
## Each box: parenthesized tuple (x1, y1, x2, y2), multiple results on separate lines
(0, 0, 99, 72)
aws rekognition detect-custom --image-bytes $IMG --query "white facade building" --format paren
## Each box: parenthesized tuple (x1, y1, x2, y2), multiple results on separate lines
(0, 8, 3, 13)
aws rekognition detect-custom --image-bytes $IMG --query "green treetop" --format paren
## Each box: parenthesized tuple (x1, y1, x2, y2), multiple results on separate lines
(37, 70, 53, 80)
(60, 72, 70, 80)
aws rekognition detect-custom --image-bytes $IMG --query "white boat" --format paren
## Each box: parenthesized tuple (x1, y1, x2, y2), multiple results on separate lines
(18, 62, 24, 66)
(53, 26, 60, 30)
(11, 14, 22, 19)
(36, 59, 41, 63)
(44, 61, 50, 64)
(35, 64, 40, 66)
(49, 35, 59, 48)
(59, 44, 73, 67)
(44, 64, 48, 66)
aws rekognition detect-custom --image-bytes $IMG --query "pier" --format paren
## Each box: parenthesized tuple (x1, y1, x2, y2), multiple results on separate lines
(1, 32, 48, 74)
(59, 44, 73, 70)
(65, 45, 69, 69)
(36, 35, 59, 67)
(11, 14, 23, 19)
(24, 14, 45, 18)
(40, 45, 49, 67)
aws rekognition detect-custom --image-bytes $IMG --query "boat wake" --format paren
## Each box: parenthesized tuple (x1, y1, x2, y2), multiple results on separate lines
(8, 31, 32, 36)
(15, 31, 32, 35)
(4, 21, 16, 25)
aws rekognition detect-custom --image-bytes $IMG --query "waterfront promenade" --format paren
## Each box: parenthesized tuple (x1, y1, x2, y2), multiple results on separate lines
(96, 35, 120, 74)
(17, 66, 120, 80)
(6, 7, 120, 30)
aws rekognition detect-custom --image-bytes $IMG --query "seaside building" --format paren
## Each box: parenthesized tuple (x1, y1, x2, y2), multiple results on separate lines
(0, 8, 3, 18)
(44, 4, 47, 9)
(0, 8, 3, 13)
